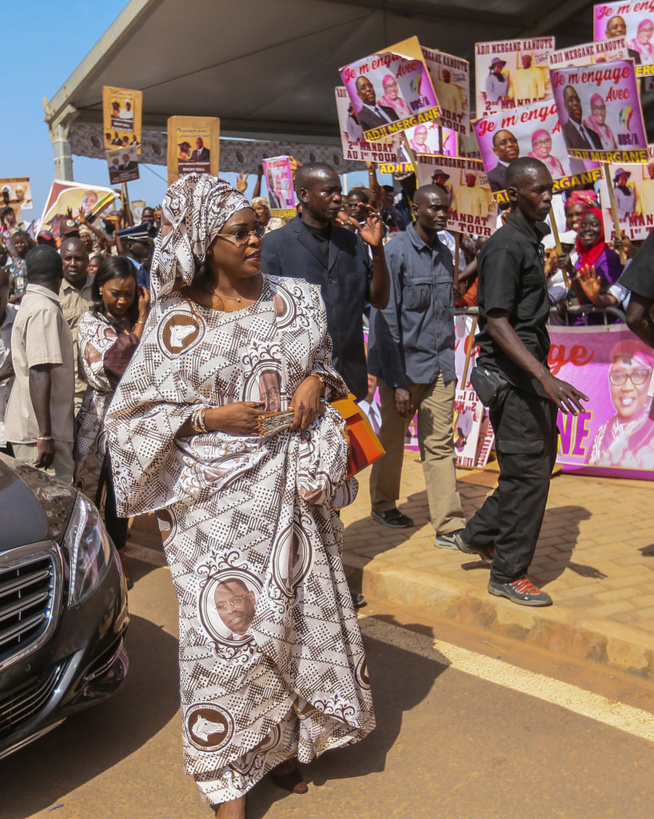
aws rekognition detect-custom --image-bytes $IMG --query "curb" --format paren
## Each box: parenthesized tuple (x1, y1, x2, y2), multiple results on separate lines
(344, 555, 654, 682)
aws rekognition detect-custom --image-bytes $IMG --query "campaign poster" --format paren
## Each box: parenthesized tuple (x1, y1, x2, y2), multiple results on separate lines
(594, 3, 654, 76)
(405, 122, 457, 156)
(550, 37, 629, 68)
(0, 177, 32, 211)
(102, 86, 142, 154)
(472, 100, 601, 204)
(335, 87, 403, 164)
(551, 61, 648, 164)
(415, 154, 496, 239)
(106, 146, 140, 185)
(550, 324, 654, 480)
(422, 47, 470, 135)
(38, 180, 116, 240)
(598, 146, 654, 240)
(339, 36, 441, 143)
(131, 199, 145, 222)
(262, 156, 295, 218)
(475, 37, 555, 116)
(167, 116, 220, 184)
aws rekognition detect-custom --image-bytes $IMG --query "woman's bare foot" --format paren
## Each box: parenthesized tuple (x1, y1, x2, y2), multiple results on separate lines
(215, 795, 246, 819)
(270, 759, 308, 794)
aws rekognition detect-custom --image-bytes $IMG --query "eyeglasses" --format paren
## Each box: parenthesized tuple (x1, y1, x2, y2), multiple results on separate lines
(214, 227, 266, 246)
(609, 368, 652, 386)
(215, 594, 248, 613)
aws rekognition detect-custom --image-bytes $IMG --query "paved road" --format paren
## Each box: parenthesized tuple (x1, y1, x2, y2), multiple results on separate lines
(6, 549, 654, 819)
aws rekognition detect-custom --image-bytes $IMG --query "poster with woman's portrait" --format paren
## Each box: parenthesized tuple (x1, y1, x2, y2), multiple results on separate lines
(339, 36, 441, 142)
(405, 122, 457, 157)
(472, 99, 600, 203)
(598, 150, 654, 240)
(594, 3, 654, 75)
(551, 61, 648, 164)
(0, 177, 32, 211)
(551, 325, 654, 480)
(334, 87, 403, 165)
(475, 37, 554, 116)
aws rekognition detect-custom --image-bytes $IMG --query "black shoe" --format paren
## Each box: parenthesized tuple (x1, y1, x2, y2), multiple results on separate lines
(370, 508, 414, 528)
(434, 529, 465, 550)
(488, 577, 552, 607)
(452, 531, 494, 563)
(351, 592, 367, 609)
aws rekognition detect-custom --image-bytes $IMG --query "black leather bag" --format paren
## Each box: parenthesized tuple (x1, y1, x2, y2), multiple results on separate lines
(470, 365, 510, 409)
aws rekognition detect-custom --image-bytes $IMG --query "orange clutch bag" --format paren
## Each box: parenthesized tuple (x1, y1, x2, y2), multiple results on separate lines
(331, 394, 386, 479)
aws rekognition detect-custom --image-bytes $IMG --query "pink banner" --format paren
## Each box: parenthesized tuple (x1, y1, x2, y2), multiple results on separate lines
(550, 324, 654, 480)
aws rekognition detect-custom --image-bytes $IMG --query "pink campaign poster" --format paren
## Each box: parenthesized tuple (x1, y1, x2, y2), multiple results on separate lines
(405, 122, 457, 156)
(550, 61, 648, 164)
(550, 325, 654, 480)
(339, 36, 441, 143)
(473, 100, 600, 203)
(261, 156, 295, 218)
(594, 2, 654, 76)
(334, 87, 403, 165)
(597, 145, 654, 241)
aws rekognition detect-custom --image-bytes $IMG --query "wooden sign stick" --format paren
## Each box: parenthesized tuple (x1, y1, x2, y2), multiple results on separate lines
(549, 216, 569, 287)
(603, 162, 627, 265)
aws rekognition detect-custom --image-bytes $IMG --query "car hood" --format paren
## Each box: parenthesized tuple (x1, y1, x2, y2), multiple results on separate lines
(0, 455, 77, 550)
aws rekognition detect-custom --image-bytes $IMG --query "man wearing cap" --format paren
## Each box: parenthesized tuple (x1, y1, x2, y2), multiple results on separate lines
(487, 129, 520, 192)
(116, 223, 154, 288)
(484, 58, 510, 106)
(636, 162, 654, 217)
(561, 86, 602, 151)
(613, 169, 636, 219)
(452, 172, 492, 218)
(367, 183, 465, 538)
(354, 76, 399, 131)
(431, 168, 451, 198)
(59, 237, 93, 414)
(511, 53, 546, 104)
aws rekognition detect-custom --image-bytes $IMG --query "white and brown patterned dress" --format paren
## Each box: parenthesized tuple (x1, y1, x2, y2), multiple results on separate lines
(105, 275, 375, 805)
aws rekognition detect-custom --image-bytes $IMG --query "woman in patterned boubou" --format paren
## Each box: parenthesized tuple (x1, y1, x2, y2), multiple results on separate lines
(104, 175, 375, 819)
(73, 256, 150, 588)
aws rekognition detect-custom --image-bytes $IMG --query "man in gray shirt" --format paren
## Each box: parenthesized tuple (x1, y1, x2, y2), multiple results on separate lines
(367, 185, 465, 545)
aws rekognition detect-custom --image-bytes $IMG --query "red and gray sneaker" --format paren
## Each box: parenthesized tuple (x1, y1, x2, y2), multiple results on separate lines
(488, 577, 552, 607)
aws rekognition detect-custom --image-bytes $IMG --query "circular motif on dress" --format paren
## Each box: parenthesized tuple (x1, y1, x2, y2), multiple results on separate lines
(198, 568, 262, 648)
(355, 655, 371, 691)
(270, 283, 298, 328)
(185, 702, 235, 751)
(156, 508, 177, 546)
(272, 520, 313, 598)
(158, 310, 205, 358)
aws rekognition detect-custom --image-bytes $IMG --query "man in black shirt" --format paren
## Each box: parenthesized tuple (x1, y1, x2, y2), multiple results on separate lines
(623, 231, 654, 348)
(455, 157, 587, 607)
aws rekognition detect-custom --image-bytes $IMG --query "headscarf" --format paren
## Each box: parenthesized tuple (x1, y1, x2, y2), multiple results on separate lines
(378, 74, 412, 117)
(609, 339, 654, 369)
(251, 196, 271, 213)
(566, 190, 600, 211)
(149, 174, 249, 300)
(575, 207, 607, 269)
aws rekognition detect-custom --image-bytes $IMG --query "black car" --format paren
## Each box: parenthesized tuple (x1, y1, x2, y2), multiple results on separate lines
(0, 453, 129, 759)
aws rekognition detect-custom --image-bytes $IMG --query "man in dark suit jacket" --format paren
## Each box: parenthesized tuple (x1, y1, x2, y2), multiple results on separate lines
(190, 138, 210, 162)
(561, 86, 602, 151)
(261, 162, 390, 401)
(354, 76, 399, 132)
(487, 129, 520, 192)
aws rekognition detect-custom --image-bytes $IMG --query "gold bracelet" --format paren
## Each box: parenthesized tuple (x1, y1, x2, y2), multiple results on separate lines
(190, 407, 209, 434)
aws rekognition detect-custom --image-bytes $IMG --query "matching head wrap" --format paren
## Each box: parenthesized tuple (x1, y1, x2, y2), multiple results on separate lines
(149, 174, 249, 300)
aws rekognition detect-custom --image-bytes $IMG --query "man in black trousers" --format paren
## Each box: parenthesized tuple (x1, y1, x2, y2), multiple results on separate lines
(455, 157, 587, 607)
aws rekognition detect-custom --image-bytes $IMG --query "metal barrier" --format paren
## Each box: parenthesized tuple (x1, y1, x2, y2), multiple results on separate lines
(454, 304, 627, 325)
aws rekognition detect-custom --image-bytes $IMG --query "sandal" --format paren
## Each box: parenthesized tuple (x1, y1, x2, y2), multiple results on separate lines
(270, 761, 308, 794)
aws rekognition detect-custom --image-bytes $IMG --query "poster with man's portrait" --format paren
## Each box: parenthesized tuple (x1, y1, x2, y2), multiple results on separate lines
(339, 36, 441, 142)
(421, 47, 470, 135)
(598, 146, 654, 240)
(551, 61, 648, 164)
(102, 85, 142, 154)
(334, 87, 404, 165)
(167, 116, 220, 184)
(38, 180, 116, 239)
(106, 146, 140, 185)
(594, 3, 654, 75)
(472, 99, 601, 203)
(0, 177, 32, 211)
(475, 37, 555, 116)
(415, 154, 496, 238)
(262, 156, 296, 218)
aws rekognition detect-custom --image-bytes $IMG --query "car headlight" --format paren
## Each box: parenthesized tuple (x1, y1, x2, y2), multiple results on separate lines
(64, 494, 112, 606)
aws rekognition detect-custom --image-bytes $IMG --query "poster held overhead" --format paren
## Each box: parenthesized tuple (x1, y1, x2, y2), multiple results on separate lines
(550, 37, 628, 68)
(339, 36, 441, 143)
(597, 146, 654, 241)
(0, 178, 32, 211)
(38, 180, 116, 239)
(475, 37, 555, 116)
(334, 87, 405, 165)
(421, 47, 470, 135)
(106, 146, 139, 185)
(103, 86, 142, 154)
(594, 3, 654, 76)
(167, 116, 220, 184)
(262, 157, 296, 218)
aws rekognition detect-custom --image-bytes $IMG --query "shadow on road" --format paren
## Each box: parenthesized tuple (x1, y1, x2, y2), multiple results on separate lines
(247, 614, 446, 819)
(2, 614, 180, 819)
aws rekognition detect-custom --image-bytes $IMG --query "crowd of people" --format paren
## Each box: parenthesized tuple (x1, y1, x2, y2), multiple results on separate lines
(3, 154, 654, 818)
